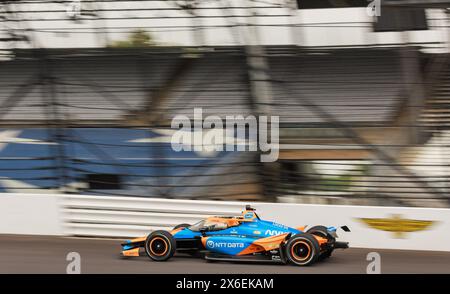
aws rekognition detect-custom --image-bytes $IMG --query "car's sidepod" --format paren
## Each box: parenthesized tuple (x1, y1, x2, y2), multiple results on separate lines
(203, 236, 257, 255)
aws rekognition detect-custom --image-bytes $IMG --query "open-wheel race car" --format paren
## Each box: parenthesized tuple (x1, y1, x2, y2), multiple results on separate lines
(121, 205, 350, 266)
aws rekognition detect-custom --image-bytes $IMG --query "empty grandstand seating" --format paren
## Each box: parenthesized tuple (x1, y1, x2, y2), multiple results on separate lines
(0, 47, 404, 125)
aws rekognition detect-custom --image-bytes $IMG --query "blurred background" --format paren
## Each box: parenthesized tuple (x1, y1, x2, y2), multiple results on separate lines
(0, 0, 449, 208)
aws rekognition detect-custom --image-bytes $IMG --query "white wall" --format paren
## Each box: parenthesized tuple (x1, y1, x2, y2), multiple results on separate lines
(0, 193, 63, 235)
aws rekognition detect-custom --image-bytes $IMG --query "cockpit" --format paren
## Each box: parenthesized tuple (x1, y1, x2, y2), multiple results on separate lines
(188, 206, 259, 232)
(188, 217, 242, 232)
(189, 219, 228, 232)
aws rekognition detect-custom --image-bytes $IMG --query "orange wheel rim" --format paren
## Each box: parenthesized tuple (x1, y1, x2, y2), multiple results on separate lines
(149, 237, 169, 256)
(290, 240, 311, 262)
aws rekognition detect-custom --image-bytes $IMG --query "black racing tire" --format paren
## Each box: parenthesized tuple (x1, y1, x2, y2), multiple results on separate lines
(144, 230, 176, 261)
(173, 223, 191, 230)
(285, 233, 320, 266)
(307, 225, 335, 259)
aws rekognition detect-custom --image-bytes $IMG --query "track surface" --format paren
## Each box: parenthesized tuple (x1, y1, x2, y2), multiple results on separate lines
(1, 235, 449, 274)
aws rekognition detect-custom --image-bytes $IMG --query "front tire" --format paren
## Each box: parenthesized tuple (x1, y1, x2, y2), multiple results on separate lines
(144, 230, 176, 261)
(285, 233, 320, 266)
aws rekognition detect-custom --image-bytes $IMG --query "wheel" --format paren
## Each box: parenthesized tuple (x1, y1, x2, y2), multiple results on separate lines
(307, 225, 335, 259)
(285, 233, 320, 266)
(173, 223, 191, 230)
(144, 230, 176, 261)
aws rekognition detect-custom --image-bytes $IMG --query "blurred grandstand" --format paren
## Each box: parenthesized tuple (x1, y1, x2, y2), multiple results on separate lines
(0, 0, 449, 208)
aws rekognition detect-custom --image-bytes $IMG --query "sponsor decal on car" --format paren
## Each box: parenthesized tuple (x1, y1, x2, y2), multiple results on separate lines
(271, 222, 288, 229)
(264, 229, 286, 236)
(207, 240, 245, 249)
(244, 212, 254, 219)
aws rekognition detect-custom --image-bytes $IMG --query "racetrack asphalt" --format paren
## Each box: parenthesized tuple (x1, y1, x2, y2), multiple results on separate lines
(1, 235, 449, 274)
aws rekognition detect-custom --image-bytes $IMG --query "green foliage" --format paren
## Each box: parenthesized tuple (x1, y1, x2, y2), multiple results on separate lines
(320, 174, 353, 191)
(109, 30, 156, 48)
(317, 165, 369, 191)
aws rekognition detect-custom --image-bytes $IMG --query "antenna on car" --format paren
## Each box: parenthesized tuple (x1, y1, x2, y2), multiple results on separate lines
(245, 205, 255, 211)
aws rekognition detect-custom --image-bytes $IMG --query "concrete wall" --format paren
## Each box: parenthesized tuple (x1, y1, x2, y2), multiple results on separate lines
(1, 193, 449, 251)
(0, 193, 63, 235)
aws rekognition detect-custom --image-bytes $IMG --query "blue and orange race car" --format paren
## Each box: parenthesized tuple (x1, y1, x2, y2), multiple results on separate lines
(121, 206, 350, 266)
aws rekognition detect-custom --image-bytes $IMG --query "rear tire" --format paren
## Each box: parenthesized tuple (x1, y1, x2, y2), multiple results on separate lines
(285, 233, 320, 266)
(144, 230, 176, 261)
(307, 225, 329, 237)
(307, 225, 335, 259)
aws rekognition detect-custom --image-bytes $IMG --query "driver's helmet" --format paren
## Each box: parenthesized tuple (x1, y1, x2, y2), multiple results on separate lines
(241, 210, 257, 221)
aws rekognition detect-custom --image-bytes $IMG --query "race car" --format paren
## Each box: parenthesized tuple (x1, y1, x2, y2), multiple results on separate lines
(121, 205, 350, 266)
